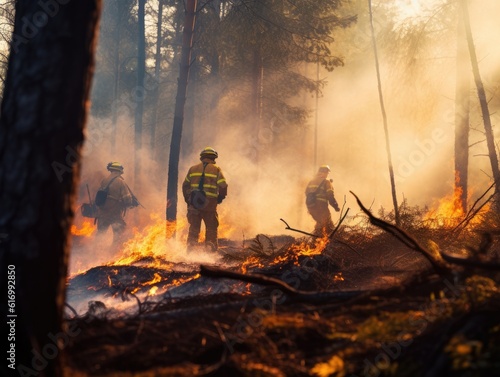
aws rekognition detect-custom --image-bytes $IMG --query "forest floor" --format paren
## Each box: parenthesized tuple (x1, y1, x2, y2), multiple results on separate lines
(64, 217, 500, 377)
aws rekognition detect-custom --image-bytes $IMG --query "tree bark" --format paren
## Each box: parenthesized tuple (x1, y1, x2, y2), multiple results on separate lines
(460, 0, 500, 193)
(111, 0, 123, 154)
(368, 0, 400, 225)
(150, 0, 164, 155)
(182, 58, 197, 158)
(135, 0, 146, 182)
(0, 1, 101, 376)
(454, 14, 470, 213)
(166, 0, 198, 226)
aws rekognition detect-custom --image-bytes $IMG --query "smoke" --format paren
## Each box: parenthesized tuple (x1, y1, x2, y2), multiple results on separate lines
(70, 0, 500, 274)
(316, 0, 500, 212)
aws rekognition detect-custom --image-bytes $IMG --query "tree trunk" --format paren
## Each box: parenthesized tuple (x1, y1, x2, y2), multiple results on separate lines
(368, 0, 400, 225)
(166, 0, 198, 227)
(111, 0, 123, 154)
(454, 14, 470, 213)
(182, 58, 197, 158)
(150, 0, 164, 155)
(0, 1, 101, 376)
(251, 48, 264, 166)
(460, 0, 500, 193)
(135, 0, 146, 182)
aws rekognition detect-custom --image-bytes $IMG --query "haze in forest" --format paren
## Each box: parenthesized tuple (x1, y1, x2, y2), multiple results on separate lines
(60, 0, 500, 269)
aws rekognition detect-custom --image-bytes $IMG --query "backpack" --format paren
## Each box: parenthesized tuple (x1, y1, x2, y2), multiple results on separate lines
(94, 176, 119, 207)
(305, 179, 326, 207)
(189, 163, 208, 209)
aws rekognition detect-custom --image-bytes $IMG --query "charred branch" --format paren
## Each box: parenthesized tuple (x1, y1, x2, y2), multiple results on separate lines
(350, 191, 452, 274)
(201, 264, 370, 302)
(280, 218, 319, 238)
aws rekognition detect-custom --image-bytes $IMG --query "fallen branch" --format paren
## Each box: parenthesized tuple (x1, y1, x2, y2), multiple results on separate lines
(199, 264, 363, 301)
(440, 251, 500, 270)
(350, 191, 452, 274)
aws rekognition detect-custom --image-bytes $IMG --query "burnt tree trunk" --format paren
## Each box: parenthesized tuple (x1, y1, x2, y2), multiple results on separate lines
(166, 0, 198, 226)
(460, 0, 500, 194)
(182, 57, 197, 158)
(454, 14, 470, 213)
(0, 1, 101, 376)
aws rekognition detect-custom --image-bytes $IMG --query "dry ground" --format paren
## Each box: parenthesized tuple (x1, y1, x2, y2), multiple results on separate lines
(64, 227, 500, 376)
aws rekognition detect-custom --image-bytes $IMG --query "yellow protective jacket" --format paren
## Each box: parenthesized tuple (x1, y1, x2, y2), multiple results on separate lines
(182, 159, 228, 210)
(305, 176, 339, 209)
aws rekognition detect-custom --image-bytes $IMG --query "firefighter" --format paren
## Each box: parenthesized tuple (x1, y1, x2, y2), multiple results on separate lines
(96, 162, 139, 243)
(182, 147, 228, 251)
(305, 165, 340, 236)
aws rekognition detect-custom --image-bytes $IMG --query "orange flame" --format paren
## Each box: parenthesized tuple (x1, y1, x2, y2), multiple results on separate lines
(71, 219, 96, 237)
(241, 256, 264, 274)
(424, 178, 490, 228)
(109, 213, 187, 268)
(142, 272, 162, 286)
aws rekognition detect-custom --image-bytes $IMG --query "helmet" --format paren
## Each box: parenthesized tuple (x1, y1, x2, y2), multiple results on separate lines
(107, 162, 124, 173)
(200, 147, 218, 159)
(318, 165, 331, 173)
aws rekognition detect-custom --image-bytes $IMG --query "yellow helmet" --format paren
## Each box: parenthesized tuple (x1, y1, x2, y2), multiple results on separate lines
(200, 147, 218, 159)
(107, 162, 124, 173)
(318, 165, 331, 173)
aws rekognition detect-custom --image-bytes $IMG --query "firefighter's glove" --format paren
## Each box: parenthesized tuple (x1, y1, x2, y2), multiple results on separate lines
(217, 195, 225, 204)
(333, 204, 340, 212)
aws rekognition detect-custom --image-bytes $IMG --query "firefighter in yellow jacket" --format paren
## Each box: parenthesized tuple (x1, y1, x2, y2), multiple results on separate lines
(96, 162, 138, 243)
(305, 165, 340, 236)
(182, 147, 228, 251)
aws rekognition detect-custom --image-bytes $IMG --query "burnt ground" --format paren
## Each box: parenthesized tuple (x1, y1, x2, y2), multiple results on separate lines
(64, 229, 500, 377)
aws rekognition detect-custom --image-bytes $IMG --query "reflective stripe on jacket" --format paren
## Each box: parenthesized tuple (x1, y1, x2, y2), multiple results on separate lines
(305, 176, 336, 207)
(182, 160, 227, 200)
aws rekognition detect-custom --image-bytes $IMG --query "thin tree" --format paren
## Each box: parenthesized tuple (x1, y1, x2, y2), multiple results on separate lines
(166, 0, 198, 228)
(135, 0, 146, 182)
(460, 0, 500, 195)
(150, 0, 164, 154)
(368, 0, 400, 225)
(0, 1, 101, 376)
(454, 13, 470, 213)
(110, 0, 124, 153)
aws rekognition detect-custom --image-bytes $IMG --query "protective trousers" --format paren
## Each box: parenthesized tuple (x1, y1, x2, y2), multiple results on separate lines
(309, 206, 334, 236)
(187, 207, 219, 250)
(97, 213, 126, 245)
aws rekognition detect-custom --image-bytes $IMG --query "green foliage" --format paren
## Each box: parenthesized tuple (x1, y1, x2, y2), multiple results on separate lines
(195, 0, 357, 130)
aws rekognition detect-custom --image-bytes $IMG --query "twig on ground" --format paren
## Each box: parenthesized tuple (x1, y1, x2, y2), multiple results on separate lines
(280, 218, 320, 238)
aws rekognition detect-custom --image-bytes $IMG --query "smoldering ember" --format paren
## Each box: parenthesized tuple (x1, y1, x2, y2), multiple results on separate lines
(1, 1, 500, 376)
